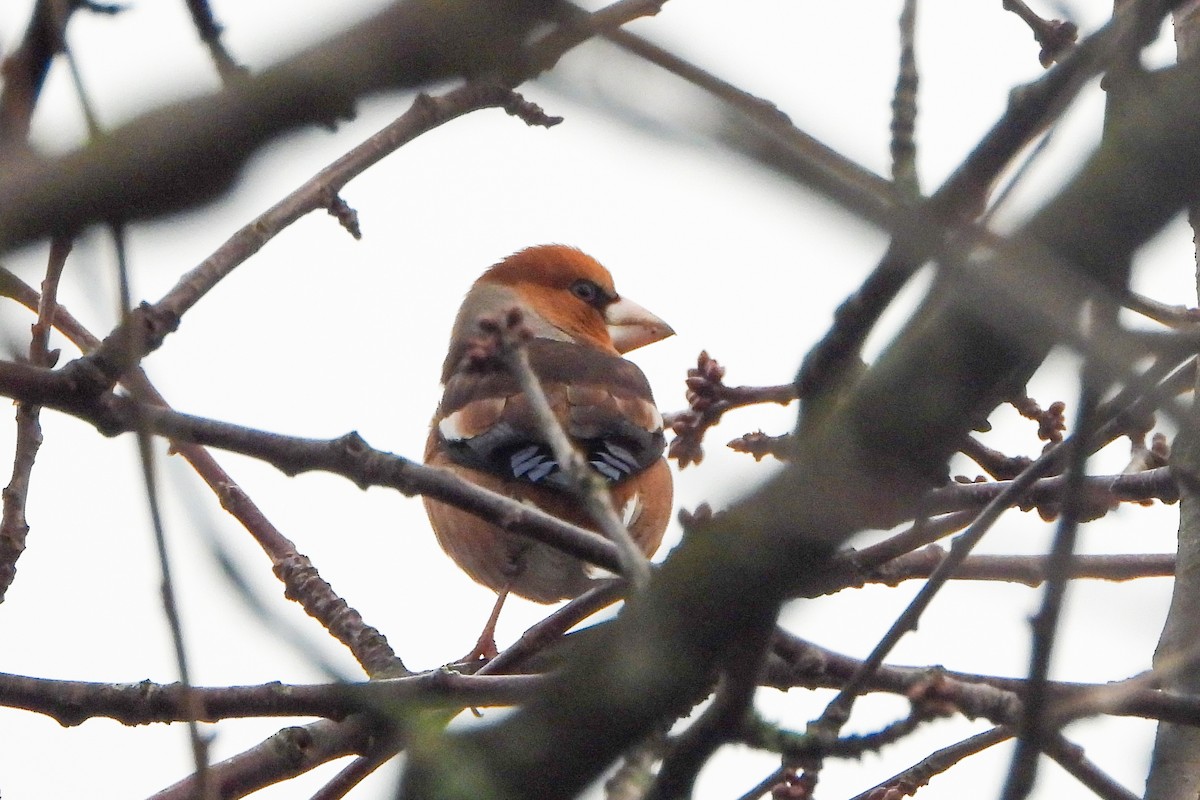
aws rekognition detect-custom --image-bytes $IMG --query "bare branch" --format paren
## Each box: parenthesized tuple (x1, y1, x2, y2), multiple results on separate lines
(149, 717, 374, 800)
(182, 0, 248, 83)
(924, 466, 1180, 516)
(667, 351, 797, 468)
(891, 0, 920, 195)
(0, 670, 540, 726)
(846, 727, 1013, 800)
(1002, 0, 1080, 66)
(0, 236, 67, 602)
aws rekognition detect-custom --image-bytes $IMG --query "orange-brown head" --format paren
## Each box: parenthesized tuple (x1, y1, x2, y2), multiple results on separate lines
(441, 245, 673, 381)
(477, 245, 673, 354)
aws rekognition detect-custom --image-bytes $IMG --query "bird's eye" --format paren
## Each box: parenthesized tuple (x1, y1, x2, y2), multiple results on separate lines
(570, 279, 602, 305)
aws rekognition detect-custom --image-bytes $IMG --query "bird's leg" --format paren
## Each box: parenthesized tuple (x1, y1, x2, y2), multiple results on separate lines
(460, 588, 509, 663)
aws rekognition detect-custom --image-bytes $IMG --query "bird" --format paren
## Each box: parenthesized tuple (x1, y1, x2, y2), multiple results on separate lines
(424, 244, 675, 660)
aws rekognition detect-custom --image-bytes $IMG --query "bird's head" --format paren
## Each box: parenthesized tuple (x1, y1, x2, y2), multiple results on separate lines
(476, 245, 674, 354)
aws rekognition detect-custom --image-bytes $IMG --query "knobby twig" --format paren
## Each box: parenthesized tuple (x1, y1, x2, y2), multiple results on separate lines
(765, 630, 1200, 728)
(1002, 0, 1080, 67)
(667, 351, 797, 468)
(727, 430, 795, 462)
(891, 0, 920, 196)
(0, 236, 68, 602)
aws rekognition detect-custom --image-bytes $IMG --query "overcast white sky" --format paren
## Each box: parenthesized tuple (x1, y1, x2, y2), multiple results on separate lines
(0, 1, 1193, 798)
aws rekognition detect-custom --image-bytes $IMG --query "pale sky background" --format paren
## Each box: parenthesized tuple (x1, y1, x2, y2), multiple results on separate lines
(0, 1, 1193, 798)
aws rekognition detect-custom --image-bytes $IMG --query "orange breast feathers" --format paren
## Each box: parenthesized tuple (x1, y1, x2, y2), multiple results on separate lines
(424, 245, 675, 603)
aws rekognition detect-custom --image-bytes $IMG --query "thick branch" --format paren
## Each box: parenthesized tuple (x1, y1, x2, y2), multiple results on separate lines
(0, 670, 540, 727)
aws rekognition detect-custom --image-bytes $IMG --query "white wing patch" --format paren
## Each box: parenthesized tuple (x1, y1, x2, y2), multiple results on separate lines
(437, 411, 468, 442)
(621, 492, 644, 528)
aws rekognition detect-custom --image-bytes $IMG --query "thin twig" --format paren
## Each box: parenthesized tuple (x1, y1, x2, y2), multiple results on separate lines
(64, 82, 562, 390)
(1043, 734, 1140, 800)
(109, 220, 212, 799)
(844, 511, 977, 576)
(182, 0, 247, 83)
(891, 0, 920, 195)
(981, 122, 1057, 226)
(602, 25, 900, 227)
(1125, 291, 1200, 326)
(765, 630, 1200, 728)
(868, 549, 1174, 587)
(1002, 0, 1080, 66)
(0, 236, 68, 602)
(478, 580, 627, 675)
(846, 726, 1013, 800)
(308, 751, 392, 800)
(57, 15, 102, 139)
(1002, 377, 1100, 800)
(733, 767, 789, 800)
(923, 466, 1179, 516)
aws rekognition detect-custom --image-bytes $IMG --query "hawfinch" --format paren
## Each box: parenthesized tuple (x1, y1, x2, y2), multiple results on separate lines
(424, 245, 674, 655)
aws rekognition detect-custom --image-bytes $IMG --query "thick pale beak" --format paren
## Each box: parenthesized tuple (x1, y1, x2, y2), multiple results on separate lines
(606, 296, 675, 354)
